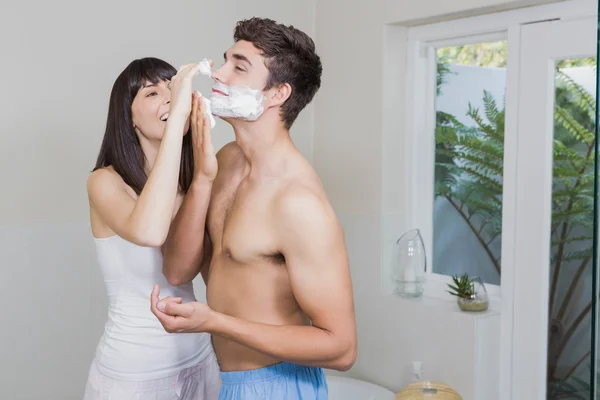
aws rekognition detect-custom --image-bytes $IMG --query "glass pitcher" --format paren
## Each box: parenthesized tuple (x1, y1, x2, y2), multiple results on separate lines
(391, 228, 427, 297)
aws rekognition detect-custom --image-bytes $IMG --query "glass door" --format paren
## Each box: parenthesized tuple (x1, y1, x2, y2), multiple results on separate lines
(512, 15, 597, 399)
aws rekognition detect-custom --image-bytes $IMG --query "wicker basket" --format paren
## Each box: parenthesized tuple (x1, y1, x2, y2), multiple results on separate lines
(395, 381, 463, 400)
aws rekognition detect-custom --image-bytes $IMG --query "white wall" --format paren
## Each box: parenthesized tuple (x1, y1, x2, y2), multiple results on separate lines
(0, 1, 315, 399)
(313, 0, 565, 398)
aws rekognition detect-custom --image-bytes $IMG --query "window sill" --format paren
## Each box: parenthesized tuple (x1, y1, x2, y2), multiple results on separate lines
(390, 291, 501, 317)
(419, 272, 501, 312)
(390, 282, 501, 318)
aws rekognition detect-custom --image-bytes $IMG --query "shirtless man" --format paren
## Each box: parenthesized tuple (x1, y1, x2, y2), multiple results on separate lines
(150, 17, 357, 399)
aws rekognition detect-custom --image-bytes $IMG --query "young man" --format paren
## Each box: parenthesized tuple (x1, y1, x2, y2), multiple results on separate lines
(151, 17, 357, 399)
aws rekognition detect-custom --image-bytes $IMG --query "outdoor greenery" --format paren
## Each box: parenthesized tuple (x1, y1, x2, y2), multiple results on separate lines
(435, 43, 597, 398)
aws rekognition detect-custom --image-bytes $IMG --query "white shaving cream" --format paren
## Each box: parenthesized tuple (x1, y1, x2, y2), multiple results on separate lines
(209, 81, 265, 121)
(194, 59, 265, 122)
(194, 91, 216, 129)
(197, 58, 212, 77)
(194, 59, 216, 128)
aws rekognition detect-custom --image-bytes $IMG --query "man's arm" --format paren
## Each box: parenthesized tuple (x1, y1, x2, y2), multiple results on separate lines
(153, 188, 358, 371)
(162, 141, 243, 285)
(162, 178, 213, 286)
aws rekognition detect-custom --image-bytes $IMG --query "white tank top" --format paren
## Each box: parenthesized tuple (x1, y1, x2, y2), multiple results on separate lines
(93, 234, 212, 381)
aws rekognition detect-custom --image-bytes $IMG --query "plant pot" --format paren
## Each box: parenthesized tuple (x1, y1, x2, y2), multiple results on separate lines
(457, 297, 488, 312)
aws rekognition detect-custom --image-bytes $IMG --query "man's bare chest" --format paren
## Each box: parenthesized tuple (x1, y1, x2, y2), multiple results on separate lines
(207, 177, 280, 262)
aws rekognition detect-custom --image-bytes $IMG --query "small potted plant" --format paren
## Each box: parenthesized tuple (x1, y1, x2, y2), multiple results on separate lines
(447, 273, 489, 312)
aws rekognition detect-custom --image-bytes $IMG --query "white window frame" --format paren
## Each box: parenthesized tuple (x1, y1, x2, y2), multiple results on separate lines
(389, 0, 598, 398)
(403, 0, 597, 299)
(404, 30, 508, 303)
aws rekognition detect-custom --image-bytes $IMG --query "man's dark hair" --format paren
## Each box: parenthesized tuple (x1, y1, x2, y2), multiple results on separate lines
(234, 17, 322, 129)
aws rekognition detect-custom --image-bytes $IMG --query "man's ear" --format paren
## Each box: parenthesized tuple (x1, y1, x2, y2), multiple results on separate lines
(268, 83, 292, 108)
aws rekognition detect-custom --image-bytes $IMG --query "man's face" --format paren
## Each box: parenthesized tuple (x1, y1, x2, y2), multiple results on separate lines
(212, 40, 269, 92)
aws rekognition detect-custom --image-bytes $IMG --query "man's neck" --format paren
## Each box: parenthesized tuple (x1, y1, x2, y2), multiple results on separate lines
(232, 119, 292, 177)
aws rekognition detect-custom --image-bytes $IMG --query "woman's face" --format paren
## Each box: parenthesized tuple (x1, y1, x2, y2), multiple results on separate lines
(131, 79, 171, 141)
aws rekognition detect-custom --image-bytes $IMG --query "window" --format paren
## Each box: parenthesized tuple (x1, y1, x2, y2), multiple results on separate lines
(433, 40, 507, 286)
(397, 33, 509, 298)
(388, 3, 598, 398)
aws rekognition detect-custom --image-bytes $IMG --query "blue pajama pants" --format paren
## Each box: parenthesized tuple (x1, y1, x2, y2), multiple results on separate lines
(219, 362, 328, 399)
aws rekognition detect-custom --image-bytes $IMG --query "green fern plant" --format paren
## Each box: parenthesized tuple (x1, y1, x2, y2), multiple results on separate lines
(436, 58, 597, 398)
(435, 90, 504, 275)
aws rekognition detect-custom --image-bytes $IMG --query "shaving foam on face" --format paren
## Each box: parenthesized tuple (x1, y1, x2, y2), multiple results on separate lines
(209, 81, 265, 121)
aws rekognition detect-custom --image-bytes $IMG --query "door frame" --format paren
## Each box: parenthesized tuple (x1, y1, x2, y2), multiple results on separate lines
(511, 14, 598, 399)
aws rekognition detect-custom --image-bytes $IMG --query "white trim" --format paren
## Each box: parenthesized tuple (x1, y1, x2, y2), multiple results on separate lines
(511, 21, 555, 399)
(511, 16, 597, 399)
(418, 43, 437, 274)
(407, 0, 596, 41)
(405, 39, 429, 233)
(427, 31, 507, 49)
(498, 23, 521, 400)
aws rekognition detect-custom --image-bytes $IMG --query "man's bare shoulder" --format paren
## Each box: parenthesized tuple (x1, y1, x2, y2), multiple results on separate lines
(211, 142, 248, 196)
(272, 175, 345, 261)
(216, 141, 247, 171)
(274, 174, 337, 229)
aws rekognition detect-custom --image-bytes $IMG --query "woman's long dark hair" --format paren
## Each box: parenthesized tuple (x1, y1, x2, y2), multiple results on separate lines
(94, 57, 194, 195)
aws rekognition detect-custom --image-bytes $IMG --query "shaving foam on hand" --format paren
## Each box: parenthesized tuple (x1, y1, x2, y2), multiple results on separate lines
(197, 58, 212, 77)
(195, 91, 216, 129)
(194, 59, 215, 127)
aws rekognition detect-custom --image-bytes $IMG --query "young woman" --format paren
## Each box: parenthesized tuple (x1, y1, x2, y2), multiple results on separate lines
(83, 57, 219, 399)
